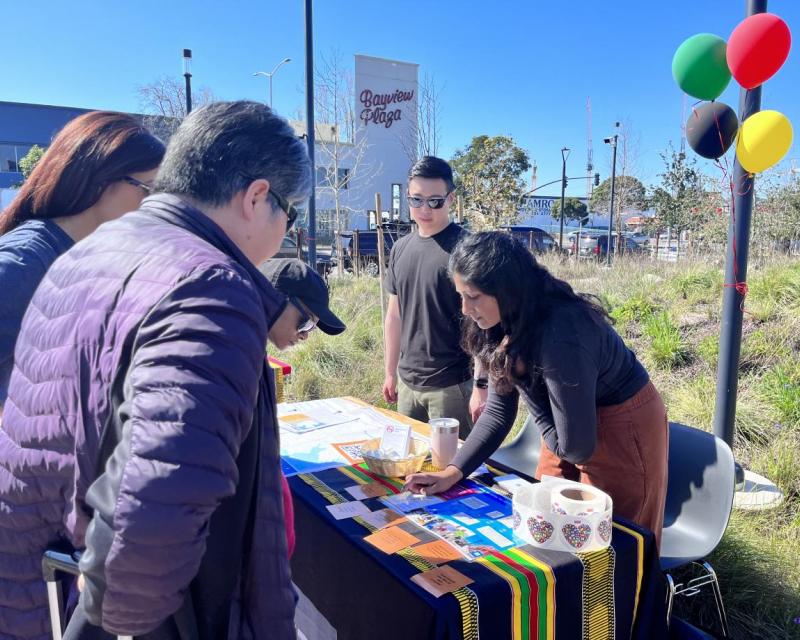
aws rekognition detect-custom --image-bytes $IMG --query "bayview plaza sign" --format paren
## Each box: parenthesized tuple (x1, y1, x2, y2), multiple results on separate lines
(359, 88, 415, 129)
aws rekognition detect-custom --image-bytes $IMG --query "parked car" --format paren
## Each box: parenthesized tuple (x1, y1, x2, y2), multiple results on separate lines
(572, 232, 647, 259)
(275, 234, 305, 260)
(570, 230, 606, 258)
(267, 234, 336, 276)
(500, 226, 563, 254)
(626, 231, 650, 246)
(338, 221, 414, 276)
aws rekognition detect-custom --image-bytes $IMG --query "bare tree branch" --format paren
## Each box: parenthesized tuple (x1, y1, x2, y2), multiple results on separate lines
(313, 50, 381, 238)
(136, 76, 216, 140)
(398, 73, 443, 164)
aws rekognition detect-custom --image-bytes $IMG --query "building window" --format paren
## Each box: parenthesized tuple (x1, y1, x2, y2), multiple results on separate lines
(316, 167, 350, 190)
(0, 144, 18, 172)
(392, 183, 401, 220)
(315, 209, 350, 244)
(338, 168, 350, 190)
(0, 143, 42, 174)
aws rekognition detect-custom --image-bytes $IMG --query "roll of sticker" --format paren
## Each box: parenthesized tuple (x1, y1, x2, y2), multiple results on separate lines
(550, 483, 606, 517)
(511, 480, 613, 553)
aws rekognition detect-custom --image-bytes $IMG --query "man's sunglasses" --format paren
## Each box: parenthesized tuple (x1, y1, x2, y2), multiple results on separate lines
(123, 176, 153, 194)
(269, 188, 300, 231)
(407, 193, 451, 210)
(290, 297, 318, 333)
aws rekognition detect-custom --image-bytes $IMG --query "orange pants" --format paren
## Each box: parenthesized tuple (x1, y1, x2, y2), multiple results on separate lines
(535, 381, 669, 548)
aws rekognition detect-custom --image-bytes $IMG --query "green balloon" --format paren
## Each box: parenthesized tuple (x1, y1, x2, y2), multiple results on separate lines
(672, 33, 731, 101)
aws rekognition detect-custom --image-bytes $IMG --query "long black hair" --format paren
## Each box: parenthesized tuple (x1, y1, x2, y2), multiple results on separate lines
(0, 111, 164, 235)
(449, 231, 609, 393)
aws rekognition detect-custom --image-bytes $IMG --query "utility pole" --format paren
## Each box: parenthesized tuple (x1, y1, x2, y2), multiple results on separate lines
(304, 0, 317, 270)
(586, 96, 594, 201)
(558, 148, 570, 250)
(604, 123, 620, 267)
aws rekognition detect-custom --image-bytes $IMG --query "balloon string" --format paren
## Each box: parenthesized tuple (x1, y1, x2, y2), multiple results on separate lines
(714, 157, 750, 310)
(712, 107, 727, 161)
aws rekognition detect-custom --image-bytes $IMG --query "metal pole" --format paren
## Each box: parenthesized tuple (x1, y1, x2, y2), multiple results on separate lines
(558, 148, 569, 250)
(714, 0, 766, 461)
(183, 49, 193, 114)
(606, 135, 618, 266)
(304, 0, 317, 270)
(184, 74, 192, 114)
(269, 75, 274, 109)
(376, 193, 387, 324)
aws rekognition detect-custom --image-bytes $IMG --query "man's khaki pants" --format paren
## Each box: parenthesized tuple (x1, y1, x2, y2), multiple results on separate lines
(397, 378, 474, 439)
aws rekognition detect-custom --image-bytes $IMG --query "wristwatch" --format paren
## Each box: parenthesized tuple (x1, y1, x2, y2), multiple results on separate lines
(474, 377, 489, 389)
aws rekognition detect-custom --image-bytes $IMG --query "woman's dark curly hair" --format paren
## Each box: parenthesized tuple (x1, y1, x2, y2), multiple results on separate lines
(449, 231, 609, 393)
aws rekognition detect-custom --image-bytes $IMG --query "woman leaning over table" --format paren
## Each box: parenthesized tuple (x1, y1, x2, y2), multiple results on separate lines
(405, 231, 669, 547)
(0, 111, 164, 410)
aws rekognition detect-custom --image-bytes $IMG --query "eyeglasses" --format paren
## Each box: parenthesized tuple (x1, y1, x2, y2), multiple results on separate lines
(290, 297, 318, 334)
(269, 188, 300, 232)
(123, 176, 153, 194)
(407, 193, 451, 210)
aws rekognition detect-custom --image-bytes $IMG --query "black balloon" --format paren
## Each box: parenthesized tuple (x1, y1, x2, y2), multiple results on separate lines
(686, 102, 739, 159)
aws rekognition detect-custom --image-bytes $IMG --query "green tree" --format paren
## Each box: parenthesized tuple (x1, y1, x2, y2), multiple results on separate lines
(18, 145, 46, 180)
(649, 145, 703, 233)
(551, 197, 588, 223)
(590, 175, 647, 218)
(751, 174, 800, 254)
(451, 135, 530, 230)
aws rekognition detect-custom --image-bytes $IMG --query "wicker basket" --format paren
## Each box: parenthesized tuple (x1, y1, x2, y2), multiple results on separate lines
(360, 437, 430, 478)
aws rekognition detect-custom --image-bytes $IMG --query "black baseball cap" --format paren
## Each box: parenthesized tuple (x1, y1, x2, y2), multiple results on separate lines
(259, 258, 346, 335)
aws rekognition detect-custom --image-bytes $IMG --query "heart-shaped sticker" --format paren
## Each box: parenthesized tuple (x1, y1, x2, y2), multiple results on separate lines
(562, 522, 592, 549)
(527, 515, 554, 544)
(597, 518, 612, 543)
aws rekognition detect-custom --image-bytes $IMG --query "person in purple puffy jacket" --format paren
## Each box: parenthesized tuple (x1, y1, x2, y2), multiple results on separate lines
(0, 101, 311, 640)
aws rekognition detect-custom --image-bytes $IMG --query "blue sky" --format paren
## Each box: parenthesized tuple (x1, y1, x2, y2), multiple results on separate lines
(4, 1, 799, 198)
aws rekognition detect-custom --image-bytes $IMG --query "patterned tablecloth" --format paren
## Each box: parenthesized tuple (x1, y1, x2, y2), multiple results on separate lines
(288, 460, 667, 640)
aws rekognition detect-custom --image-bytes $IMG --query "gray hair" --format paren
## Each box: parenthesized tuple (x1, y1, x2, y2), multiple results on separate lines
(153, 101, 311, 207)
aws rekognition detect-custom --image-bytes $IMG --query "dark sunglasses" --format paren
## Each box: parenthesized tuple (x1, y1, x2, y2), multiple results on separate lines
(123, 176, 153, 194)
(407, 193, 451, 210)
(290, 297, 318, 333)
(269, 188, 300, 232)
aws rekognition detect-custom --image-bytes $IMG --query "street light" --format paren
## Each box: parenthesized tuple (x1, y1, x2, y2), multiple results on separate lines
(183, 49, 192, 115)
(603, 122, 620, 267)
(558, 147, 570, 251)
(253, 57, 292, 108)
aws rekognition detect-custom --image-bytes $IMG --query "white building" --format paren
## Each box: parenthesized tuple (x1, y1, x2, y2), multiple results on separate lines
(2, 55, 421, 243)
(295, 55, 419, 243)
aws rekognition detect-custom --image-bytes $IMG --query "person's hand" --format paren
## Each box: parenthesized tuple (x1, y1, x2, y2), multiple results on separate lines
(404, 466, 463, 495)
(77, 574, 85, 592)
(382, 373, 398, 404)
(469, 385, 488, 423)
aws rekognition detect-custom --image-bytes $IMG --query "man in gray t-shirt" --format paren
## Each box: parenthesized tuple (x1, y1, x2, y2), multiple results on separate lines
(382, 156, 484, 437)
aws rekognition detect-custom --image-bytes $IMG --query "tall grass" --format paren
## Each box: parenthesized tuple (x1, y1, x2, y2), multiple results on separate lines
(281, 253, 800, 639)
(643, 311, 691, 369)
(281, 276, 386, 407)
(746, 261, 800, 322)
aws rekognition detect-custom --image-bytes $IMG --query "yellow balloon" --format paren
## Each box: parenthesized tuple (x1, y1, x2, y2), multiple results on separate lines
(736, 110, 793, 174)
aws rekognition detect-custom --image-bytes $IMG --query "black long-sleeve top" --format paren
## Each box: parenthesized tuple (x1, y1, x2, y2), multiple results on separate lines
(451, 304, 649, 477)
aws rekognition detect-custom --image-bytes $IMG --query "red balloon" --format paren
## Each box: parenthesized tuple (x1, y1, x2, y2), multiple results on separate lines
(727, 13, 791, 89)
